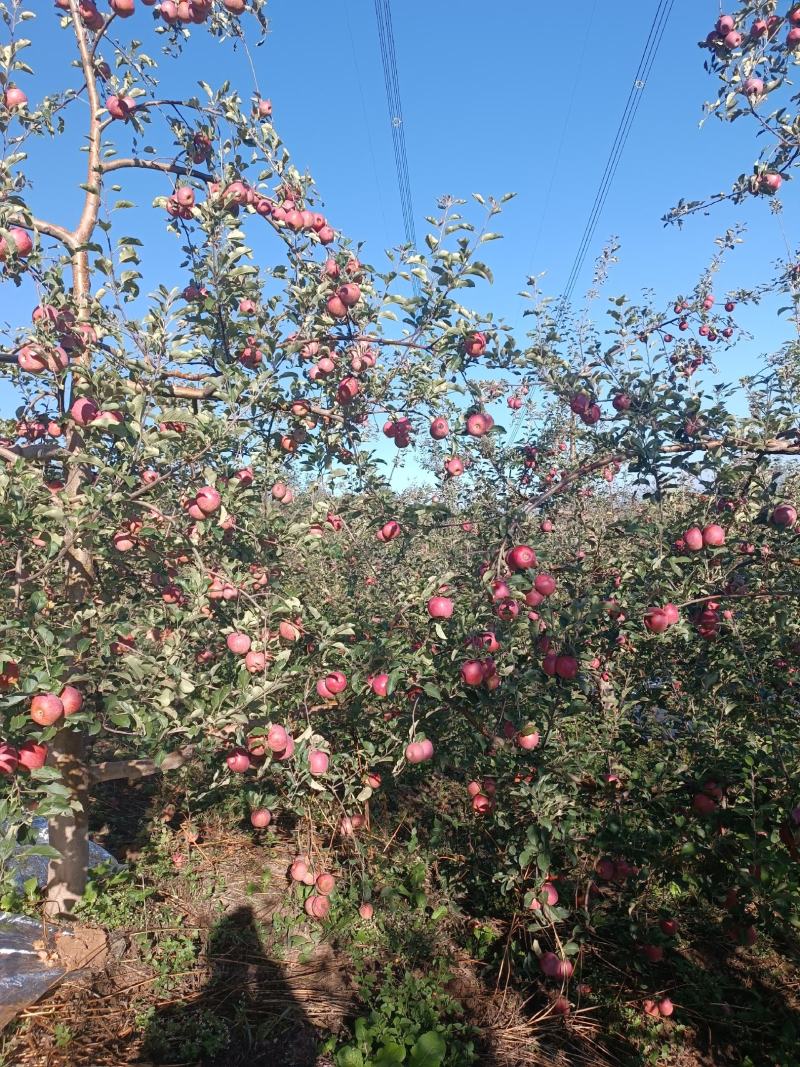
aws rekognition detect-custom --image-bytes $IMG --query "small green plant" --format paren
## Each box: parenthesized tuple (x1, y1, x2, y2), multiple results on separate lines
(52, 1023, 73, 1050)
(329, 965, 475, 1067)
(139, 1006, 231, 1062)
(73, 864, 155, 929)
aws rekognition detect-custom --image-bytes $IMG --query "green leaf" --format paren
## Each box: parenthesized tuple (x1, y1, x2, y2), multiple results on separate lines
(373, 1041, 406, 1066)
(409, 1031, 446, 1067)
(336, 1048, 364, 1067)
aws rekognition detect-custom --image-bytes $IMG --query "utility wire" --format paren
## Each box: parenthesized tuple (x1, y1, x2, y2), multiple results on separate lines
(557, 0, 675, 321)
(373, 0, 420, 294)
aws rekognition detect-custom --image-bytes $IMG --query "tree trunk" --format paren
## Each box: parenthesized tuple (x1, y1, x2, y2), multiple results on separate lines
(43, 2, 102, 914)
(44, 727, 90, 917)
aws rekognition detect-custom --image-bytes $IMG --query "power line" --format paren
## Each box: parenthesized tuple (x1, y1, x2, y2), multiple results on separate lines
(373, 0, 419, 293)
(527, 0, 600, 280)
(558, 0, 675, 320)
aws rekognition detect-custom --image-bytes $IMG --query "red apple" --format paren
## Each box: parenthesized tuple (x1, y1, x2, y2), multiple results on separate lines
(369, 673, 389, 697)
(506, 545, 536, 572)
(683, 526, 704, 552)
(427, 596, 453, 619)
(517, 727, 540, 750)
(0, 743, 19, 775)
(226, 747, 251, 773)
(30, 693, 64, 727)
(534, 573, 556, 596)
(226, 632, 251, 655)
(250, 808, 271, 829)
(702, 523, 725, 547)
(461, 660, 484, 686)
(60, 685, 83, 715)
(316, 872, 336, 895)
(771, 503, 797, 528)
(309, 749, 329, 775)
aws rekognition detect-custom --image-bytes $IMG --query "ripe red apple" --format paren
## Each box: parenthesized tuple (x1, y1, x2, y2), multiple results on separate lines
(226, 747, 251, 773)
(644, 608, 669, 634)
(4, 86, 27, 109)
(0, 743, 19, 775)
(316, 872, 336, 895)
(554, 656, 577, 680)
(771, 503, 797, 528)
(742, 77, 764, 97)
(337, 283, 361, 308)
(465, 412, 493, 437)
(641, 944, 663, 964)
(659, 918, 678, 937)
(761, 172, 783, 193)
(471, 793, 493, 814)
(226, 632, 251, 655)
(461, 660, 484, 686)
(612, 393, 631, 412)
(106, 95, 136, 120)
(304, 894, 330, 920)
(377, 520, 401, 542)
(322, 670, 347, 695)
(309, 749, 329, 775)
(683, 526, 704, 552)
(506, 544, 536, 572)
(534, 573, 556, 596)
(274, 619, 300, 644)
(60, 685, 83, 715)
(658, 998, 674, 1018)
(789, 26, 800, 46)
(444, 457, 464, 477)
(250, 808, 271, 829)
(540, 882, 559, 906)
(702, 523, 725, 547)
(430, 416, 449, 439)
(70, 397, 99, 425)
(30, 693, 64, 727)
(427, 596, 453, 619)
(369, 674, 389, 697)
(517, 726, 540, 750)
(0, 226, 33, 260)
(724, 30, 743, 48)
(463, 331, 487, 357)
(290, 857, 309, 882)
(716, 14, 735, 33)
(692, 792, 717, 816)
(359, 903, 374, 920)
(406, 740, 433, 764)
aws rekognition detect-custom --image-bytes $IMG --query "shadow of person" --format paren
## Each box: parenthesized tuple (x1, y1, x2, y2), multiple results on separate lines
(141, 904, 320, 1067)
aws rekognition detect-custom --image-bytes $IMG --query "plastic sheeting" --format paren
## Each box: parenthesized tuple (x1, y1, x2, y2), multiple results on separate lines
(0, 818, 119, 1028)
(0, 913, 64, 1029)
(10, 815, 119, 889)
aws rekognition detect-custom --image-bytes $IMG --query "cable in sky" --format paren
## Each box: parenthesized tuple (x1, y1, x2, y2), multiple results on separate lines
(373, 0, 420, 293)
(558, 0, 676, 320)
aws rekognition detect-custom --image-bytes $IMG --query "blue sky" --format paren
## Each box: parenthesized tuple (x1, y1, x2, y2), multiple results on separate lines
(2, 0, 797, 444)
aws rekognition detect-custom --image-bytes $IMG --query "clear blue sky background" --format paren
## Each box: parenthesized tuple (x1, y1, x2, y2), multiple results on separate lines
(2, 0, 797, 449)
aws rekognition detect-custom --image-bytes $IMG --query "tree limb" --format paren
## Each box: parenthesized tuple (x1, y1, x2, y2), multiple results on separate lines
(101, 157, 212, 184)
(88, 745, 195, 784)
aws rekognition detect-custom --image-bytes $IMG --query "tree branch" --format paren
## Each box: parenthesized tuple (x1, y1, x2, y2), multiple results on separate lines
(101, 157, 212, 184)
(88, 745, 195, 784)
(5, 215, 76, 251)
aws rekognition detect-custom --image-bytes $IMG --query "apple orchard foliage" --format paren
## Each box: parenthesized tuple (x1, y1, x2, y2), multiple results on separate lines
(0, 0, 798, 969)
